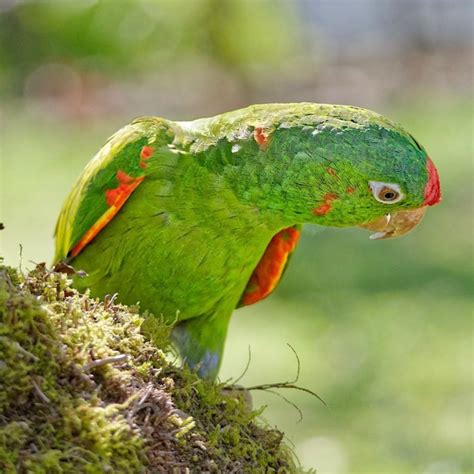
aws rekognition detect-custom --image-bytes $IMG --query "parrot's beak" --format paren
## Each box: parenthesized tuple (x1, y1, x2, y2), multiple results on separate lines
(359, 207, 427, 240)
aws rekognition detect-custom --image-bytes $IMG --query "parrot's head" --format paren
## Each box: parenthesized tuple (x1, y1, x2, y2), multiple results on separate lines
(271, 105, 442, 239)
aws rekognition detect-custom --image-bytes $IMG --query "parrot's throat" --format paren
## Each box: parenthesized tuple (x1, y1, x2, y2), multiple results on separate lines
(239, 226, 300, 306)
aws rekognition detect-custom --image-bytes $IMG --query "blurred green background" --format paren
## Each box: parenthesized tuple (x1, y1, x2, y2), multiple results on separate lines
(1, 1, 472, 472)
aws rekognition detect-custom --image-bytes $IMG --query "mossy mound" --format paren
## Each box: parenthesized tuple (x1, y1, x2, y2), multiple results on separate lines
(0, 263, 296, 473)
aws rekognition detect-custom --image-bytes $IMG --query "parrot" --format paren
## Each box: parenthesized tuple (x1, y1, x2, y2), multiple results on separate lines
(54, 103, 441, 379)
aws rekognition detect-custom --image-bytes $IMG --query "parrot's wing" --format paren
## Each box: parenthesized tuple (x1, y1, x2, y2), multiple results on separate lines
(54, 117, 173, 262)
(238, 225, 301, 307)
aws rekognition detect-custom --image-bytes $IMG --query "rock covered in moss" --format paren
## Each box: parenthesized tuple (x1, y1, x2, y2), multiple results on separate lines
(0, 263, 296, 473)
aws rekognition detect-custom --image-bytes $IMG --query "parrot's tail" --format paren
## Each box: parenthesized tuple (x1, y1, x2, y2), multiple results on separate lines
(171, 311, 231, 380)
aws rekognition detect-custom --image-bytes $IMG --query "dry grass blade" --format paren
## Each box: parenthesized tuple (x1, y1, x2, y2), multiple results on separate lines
(84, 353, 129, 371)
(232, 343, 327, 409)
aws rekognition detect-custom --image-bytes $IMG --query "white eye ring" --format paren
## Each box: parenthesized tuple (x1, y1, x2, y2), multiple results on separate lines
(369, 181, 404, 204)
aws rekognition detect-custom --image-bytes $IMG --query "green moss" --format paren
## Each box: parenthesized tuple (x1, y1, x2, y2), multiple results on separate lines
(0, 263, 297, 472)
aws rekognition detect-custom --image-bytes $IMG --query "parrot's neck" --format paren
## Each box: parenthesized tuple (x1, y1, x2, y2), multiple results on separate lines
(182, 124, 334, 228)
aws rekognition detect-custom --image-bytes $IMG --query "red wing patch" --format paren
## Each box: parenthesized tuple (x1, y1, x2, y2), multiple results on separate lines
(69, 170, 144, 258)
(139, 146, 154, 169)
(253, 127, 270, 151)
(105, 170, 143, 207)
(240, 226, 300, 306)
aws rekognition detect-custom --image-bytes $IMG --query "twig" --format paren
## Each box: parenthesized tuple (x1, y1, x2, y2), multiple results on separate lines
(32, 379, 51, 404)
(232, 345, 252, 385)
(233, 343, 327, 408)
(285, 343, 301, 384)
(128, 384, 154, 420)
(265, 389, 304, 423)
(14, 341, 40, 362)
(245, 382, 326, 407)
(137, 384, 154, 407)
(84, 354, 128, 371)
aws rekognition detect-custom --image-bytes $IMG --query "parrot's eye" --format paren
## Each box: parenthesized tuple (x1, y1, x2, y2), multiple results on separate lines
(369, 181, 404, 204)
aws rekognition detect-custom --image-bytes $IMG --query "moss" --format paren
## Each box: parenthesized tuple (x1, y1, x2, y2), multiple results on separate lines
(0, 263, 297, 472)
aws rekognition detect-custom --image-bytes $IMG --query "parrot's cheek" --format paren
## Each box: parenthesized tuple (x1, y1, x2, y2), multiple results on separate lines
(359, 207, 427, 240)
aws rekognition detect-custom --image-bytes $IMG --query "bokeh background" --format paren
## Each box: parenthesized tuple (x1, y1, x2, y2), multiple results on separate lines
(1, 0, 472, 472)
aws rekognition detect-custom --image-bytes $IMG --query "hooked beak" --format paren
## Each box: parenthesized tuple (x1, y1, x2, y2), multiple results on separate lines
(359, 207, 427, 240)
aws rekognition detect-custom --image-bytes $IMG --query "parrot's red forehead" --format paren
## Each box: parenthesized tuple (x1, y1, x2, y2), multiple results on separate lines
(424, 157, 441, 206)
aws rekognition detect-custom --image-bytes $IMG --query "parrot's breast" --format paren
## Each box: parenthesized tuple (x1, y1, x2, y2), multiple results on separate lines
(70, 163, 277, 323)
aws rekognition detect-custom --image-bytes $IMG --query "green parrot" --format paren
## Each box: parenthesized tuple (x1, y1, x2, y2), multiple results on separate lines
(54, 103, 441, 379)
